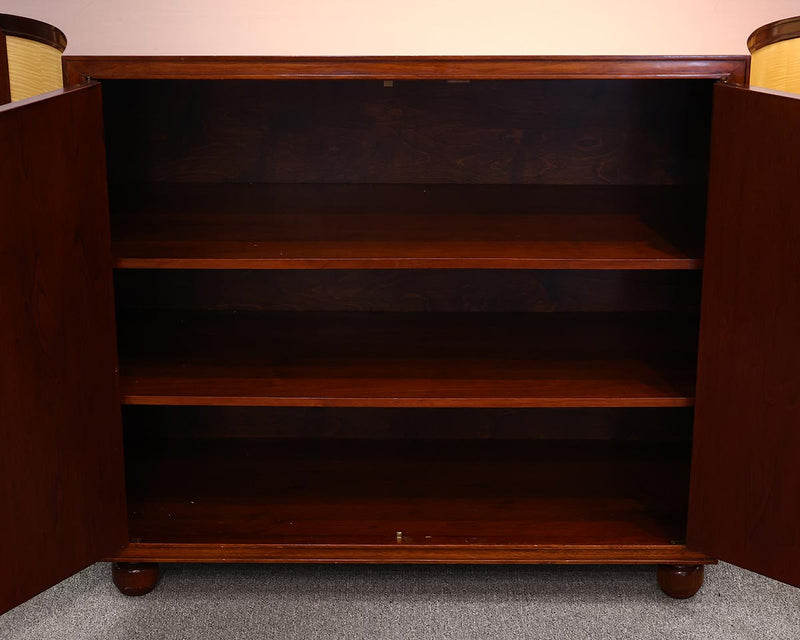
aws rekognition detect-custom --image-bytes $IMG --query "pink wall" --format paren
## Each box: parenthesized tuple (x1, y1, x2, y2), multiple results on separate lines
(3, 1, 798, 55)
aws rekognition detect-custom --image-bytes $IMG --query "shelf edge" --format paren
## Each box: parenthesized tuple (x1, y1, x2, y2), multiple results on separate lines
(109, 542, 715, 564)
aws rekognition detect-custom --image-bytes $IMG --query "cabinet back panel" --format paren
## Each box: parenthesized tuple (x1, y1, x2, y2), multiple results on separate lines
(113, 269, 701, 313)
(123, 406, 693, 442)
(102, 79, 712, 185)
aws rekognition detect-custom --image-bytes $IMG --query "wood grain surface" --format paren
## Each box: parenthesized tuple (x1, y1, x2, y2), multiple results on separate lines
(0, 86, 127, 614)
(121, 438, 697, 550)
(121, 406, 695, 442)
(111, 543, 713, 564)
(62, 55, 748, 85)
(110, 183, 705, 270)
(100, 79, 714, 186)
(688, 85, 800, 587)
(116, 311, 698, 408)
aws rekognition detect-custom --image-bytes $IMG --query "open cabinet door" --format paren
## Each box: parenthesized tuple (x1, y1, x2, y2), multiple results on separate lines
(0, 85, 127, 613)
(688, 84, 800, 586)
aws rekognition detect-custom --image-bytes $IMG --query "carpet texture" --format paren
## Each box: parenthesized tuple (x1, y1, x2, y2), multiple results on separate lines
(1, 562, 798, 639)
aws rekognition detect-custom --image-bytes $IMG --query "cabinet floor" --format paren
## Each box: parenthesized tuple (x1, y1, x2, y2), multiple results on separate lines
(123, 438, 691, 548)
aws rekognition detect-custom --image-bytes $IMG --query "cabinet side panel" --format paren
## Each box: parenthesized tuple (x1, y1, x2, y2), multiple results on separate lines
(0, 86, 127, 613)
(688, 85, 800, 586)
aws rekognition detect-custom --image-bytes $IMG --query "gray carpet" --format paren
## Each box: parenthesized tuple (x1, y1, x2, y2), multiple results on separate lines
(1, 562, 798, 639)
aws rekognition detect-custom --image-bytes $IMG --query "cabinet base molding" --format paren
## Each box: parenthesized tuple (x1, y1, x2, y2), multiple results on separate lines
(656, 564, 704, 599)
(109, 543, 713, 565)
(111, 562, 160, 596)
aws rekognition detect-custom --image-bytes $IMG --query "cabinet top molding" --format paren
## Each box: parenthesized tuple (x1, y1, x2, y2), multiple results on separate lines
(62, 55, 749, 86)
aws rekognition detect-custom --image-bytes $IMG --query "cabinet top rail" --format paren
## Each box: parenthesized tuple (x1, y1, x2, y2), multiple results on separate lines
(748, 15, 800, 53)
(63, 55, 749, 86)
(0, 13, 67, 51)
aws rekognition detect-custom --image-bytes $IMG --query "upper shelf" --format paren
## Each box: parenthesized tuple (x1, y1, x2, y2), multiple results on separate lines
(111, 183, 705, 270)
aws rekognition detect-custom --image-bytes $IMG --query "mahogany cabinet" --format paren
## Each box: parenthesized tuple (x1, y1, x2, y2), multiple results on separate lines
(2, 56, 799, 613)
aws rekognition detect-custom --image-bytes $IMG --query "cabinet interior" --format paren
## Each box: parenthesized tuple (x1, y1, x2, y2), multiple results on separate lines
(104, 77, 714, 556)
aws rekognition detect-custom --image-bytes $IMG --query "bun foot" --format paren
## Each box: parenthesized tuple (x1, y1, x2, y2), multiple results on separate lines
(111, 562, 159, 596)
(657, 564, 704, 599)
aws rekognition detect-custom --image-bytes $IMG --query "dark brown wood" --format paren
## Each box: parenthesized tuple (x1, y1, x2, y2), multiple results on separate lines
(0, 32, 10, 105)
(62, 55, 749, 86)
(111, 563, 159, 596)
(114, 269, 702, 314)
(116, 311, 698, 408)
(101, 79, 713, 186)
(110, 184, 704, 270)
(0, 13, 67, 51)
(688, 85, 800, 587)
(0, 85, 127, 614)
(1, 57, 765, 593)
(748, 15, 800, 53)
(122, 406, 695, 442)
(656, 564, 704, 599)
(121, 438, 697, 548)
(112, 543, 713, 565)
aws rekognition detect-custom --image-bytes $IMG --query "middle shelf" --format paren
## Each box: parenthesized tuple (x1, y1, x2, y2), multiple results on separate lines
(117, 311, 698, 408)
(110, 183, 706, 270)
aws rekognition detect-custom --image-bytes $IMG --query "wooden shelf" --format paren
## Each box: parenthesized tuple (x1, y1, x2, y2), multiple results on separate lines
(118, 312, 697, 407)
(119, 437, 706, 561)
(111, 542, 712, 564)
(111, 184, 705, 270)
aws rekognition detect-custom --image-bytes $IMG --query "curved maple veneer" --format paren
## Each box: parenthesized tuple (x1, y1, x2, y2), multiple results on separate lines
(0, 14, 67, 103)
(747, 16, 800, 93)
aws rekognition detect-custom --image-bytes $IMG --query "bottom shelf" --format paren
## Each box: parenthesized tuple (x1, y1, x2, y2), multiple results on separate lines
(119, 436, 710, 563)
